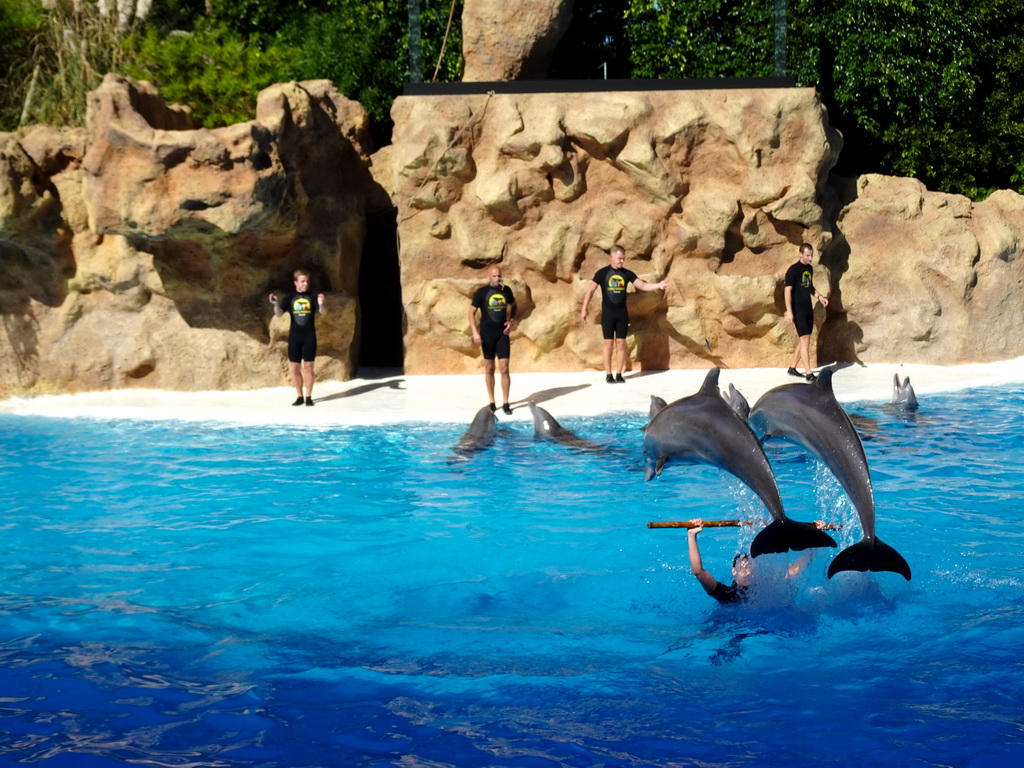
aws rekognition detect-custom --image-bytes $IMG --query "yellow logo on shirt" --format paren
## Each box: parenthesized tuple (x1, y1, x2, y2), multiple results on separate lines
(488, 294, 507, 310)
(607, 275, 626, 292)
(293, 297, 312, 316)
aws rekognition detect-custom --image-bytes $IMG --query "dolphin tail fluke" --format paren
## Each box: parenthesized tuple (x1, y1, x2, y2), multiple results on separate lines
(827, 537, 912, 580)
(750, 519, 838, 557)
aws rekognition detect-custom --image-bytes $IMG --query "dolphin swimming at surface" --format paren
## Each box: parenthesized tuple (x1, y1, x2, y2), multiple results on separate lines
(451, 405, 497, 458)
(528, 402, 607, 452)
(890, 374, 919, 410)
(748, 368, 912, 579)
(649, 395, 668, 420)
(643, 368, 837, 556)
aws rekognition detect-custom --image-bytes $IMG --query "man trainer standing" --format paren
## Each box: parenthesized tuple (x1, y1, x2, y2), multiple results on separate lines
(270, 269, 325, 406)
(580, 245, 668, 383)
(469, 265, 517, 414)
(784, 243, 828, 382)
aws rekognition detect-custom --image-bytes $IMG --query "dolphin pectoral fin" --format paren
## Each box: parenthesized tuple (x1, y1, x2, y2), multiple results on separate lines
(750, 519, 838, 558)
(827, 537, 912, 580)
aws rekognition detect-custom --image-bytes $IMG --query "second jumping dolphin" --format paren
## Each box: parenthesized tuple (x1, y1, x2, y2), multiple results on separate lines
(748, 368, 911, 579)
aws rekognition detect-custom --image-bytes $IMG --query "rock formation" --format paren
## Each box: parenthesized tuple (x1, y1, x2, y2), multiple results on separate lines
(1, 74, 375, 394)
(821, 174, 1024, 364)
(374, 85, 843, 374)
(462, 0, 574, 81)
(5, 69, 1024, 396)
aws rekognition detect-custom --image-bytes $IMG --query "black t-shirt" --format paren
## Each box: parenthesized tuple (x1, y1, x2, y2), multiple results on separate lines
(472, 284, 516, 332)
(785, 261, 816, 312)
(710, 582, 749, 605)
(592, 266, 638, 311)
(281, 292, 318, 335)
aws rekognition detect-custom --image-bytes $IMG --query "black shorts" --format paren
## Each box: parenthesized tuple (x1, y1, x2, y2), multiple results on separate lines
(601, 307, 629, 340)
(793, 307, 814, 337)
(481, 328, 510, 361)
(288, 333, 317, 363)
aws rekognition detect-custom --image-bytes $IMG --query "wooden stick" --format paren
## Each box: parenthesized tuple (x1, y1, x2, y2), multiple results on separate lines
(647, 520, 841, 530)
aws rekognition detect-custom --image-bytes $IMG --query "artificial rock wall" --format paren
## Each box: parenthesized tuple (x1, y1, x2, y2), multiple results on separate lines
(374, 85, 842, 374)
(4, 73, 1024, 395)
(1, 74, 376, 394)
(375, 85, 1024, 376)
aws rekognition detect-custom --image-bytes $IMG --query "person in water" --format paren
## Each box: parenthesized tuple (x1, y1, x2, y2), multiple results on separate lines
(688, 521, 753, 604)
(688, 519, 815, 604)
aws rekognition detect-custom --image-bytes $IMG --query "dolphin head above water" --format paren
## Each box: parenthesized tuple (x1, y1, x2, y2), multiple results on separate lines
(528, 401, 565, 439)
(451, 405, 497, 458)
(890, 374, 919, 410)
(723, 382, 750, 421)
(529, 401, 608, 453)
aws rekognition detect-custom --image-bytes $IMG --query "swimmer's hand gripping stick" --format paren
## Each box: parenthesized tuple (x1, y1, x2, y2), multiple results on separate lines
(647, 520, 840, 530)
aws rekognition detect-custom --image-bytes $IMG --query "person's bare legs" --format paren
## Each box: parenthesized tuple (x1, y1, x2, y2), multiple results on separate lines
(289, 362, 303, 398)
(497, 357, 510, 406)
(614, 338, 627, 377)
(795, 334, 812, 375)
(483, 358, 496, 405)
(602, 339, 614, 376)
(301, 360, 315, 398)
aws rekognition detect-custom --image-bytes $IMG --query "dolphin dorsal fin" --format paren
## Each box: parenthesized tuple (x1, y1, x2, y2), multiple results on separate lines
(699, 367, 721, 396)
(814, 367, 835, 394)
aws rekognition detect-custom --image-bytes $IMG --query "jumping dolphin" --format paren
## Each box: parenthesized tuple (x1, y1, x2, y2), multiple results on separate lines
(452, 406, 497, 458)
(748, 368, 911, 580)
(528, 402, 607, 452)
(643, 368, 837, 556)
(890, 374, 919, 410)
(649, 395, 668, 420)
(723, 382, 750, 421)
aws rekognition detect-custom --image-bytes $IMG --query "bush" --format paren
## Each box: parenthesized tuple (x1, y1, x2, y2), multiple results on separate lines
(5, 0, 140, 129)
(0, 0, 43, 130)
(127, 20, 300, 128)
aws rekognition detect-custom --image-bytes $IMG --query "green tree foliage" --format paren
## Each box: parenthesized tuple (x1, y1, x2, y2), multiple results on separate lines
(126, 20, 298, 128)
(625, 0, 689, 78)
(972, 1, 1024, 194)
(789, 0, 984, 195)
(4, 0, 146, 129)
(626, 0, 773, 79)
(0, 0, 43, 130)
(282, 0, 462, 129)
(284, 2, 408, 127)
(621, 0, 1024, 199)
(3, 0, 1023, 199)
(1, 0, 463, 136)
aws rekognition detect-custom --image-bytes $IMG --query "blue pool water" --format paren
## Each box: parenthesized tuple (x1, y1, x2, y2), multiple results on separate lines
(1, 386, 1023, 767)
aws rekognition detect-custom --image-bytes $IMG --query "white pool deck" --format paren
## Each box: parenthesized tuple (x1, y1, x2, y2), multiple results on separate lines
(3, 357, 1024, 426)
